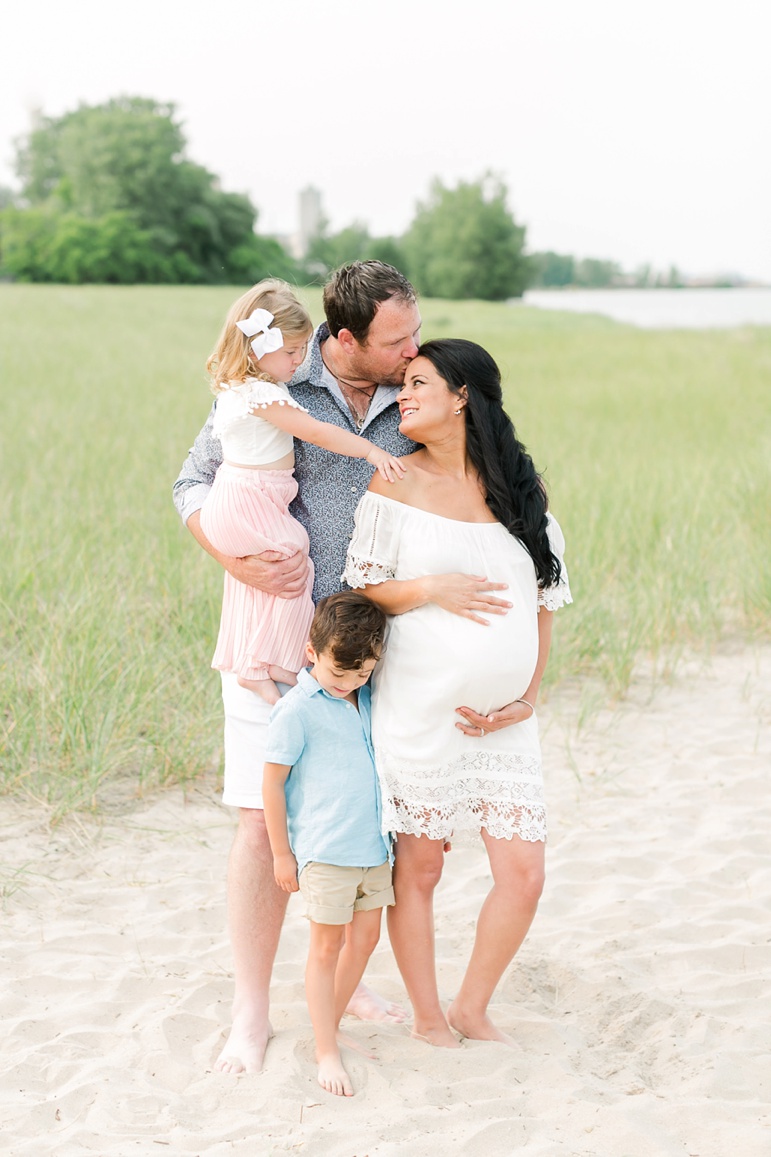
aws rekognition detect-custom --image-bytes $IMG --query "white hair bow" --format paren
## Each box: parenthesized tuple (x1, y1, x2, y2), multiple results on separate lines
(236, 308, 284, 359)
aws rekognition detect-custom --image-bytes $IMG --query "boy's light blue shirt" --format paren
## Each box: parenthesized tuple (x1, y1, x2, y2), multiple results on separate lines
(265, 668, 392, 877)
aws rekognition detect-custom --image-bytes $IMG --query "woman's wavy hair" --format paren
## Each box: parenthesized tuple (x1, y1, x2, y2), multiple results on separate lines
(416, 338, 561, 589)
(207, 279, 313, 393)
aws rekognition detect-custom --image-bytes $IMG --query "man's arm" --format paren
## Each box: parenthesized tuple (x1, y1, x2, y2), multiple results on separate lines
(172, 406, 309, 597)
(187, 510, 309, 597)
(172, 403, 221, 526)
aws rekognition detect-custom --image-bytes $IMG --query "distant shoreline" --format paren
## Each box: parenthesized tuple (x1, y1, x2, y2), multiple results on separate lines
(520, 285, 771, 329)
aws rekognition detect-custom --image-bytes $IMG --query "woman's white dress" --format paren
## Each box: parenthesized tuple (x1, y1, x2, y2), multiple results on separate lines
(343, 493, 572, 843)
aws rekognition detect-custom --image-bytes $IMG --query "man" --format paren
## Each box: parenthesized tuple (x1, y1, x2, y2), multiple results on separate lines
(173, 261, 421, 1073)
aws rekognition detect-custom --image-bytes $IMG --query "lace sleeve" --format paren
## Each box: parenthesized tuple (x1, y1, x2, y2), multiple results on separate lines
(212, 379, 306, 437)
(342, 493, 398, 588)
(538, 514, 573, 612)
(242, 379, 307, 412)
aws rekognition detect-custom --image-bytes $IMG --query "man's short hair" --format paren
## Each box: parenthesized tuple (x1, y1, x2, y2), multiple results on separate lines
(323, 261, 417, 344)
(310, 592, 386, 671)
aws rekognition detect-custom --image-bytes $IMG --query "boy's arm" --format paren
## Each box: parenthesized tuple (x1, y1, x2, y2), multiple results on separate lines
(262, 762, 299, 892)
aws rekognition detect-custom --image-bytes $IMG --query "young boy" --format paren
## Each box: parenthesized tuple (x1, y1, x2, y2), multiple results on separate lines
(262, 592, 393, 1098)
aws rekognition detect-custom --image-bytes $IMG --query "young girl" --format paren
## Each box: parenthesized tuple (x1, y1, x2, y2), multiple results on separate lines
(199, 280, 404, 705)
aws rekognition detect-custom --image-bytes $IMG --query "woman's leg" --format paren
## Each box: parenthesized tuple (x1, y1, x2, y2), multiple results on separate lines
(386, 833, 459, 1048)
(448, 831, 544, 1043)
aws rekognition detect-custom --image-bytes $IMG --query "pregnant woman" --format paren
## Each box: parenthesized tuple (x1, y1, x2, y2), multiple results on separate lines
(343, 338, 572, 1047)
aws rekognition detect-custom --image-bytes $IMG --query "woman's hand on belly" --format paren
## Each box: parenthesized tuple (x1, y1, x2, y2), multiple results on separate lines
(424, 572, 512, 624)
(454, 697, 535, 737)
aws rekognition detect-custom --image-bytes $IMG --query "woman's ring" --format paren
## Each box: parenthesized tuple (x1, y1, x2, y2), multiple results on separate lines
(479, 727, 485, 736)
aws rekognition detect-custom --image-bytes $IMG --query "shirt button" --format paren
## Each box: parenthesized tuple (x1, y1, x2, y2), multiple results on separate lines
(351, 486, 356, 493)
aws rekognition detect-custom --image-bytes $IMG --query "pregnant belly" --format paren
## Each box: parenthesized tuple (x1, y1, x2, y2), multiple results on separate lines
(373, 601, 539, 753)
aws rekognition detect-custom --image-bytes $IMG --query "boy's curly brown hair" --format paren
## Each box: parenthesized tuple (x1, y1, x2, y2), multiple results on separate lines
(309, 592, 386, 671)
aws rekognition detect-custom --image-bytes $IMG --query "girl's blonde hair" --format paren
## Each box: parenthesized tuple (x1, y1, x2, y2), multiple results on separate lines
(207, 279, 313, 394)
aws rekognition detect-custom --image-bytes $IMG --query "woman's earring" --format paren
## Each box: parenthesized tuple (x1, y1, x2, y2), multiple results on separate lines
(455, 408, 463, 415)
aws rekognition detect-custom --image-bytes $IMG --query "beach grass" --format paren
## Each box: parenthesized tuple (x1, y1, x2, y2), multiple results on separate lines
(2, 284, 769, 814)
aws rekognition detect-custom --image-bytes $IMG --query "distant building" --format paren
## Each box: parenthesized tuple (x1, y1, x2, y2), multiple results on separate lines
(293, 185, 322, 259)
(268, 186, 324, 260)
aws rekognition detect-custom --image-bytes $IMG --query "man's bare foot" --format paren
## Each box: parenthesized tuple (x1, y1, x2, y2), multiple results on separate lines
(344, 982, 408, 1024)
(237, 675, 281, 705)
(317, 1050, 354, 1097)
(411, 1018, 461, 1049)
(447, 1001, 514, 1046)
(214, 1016, 273, 1074)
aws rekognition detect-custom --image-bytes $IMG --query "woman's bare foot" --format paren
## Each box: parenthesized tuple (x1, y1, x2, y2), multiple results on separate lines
(447, 1000, 515, 1046)
(237, 675, 281, 705)
(214, 1015, 273, 1074)
(345, 982, 408, 1024)
(317, 1050, 354, 1097)
(411, 1017, 461, 1049)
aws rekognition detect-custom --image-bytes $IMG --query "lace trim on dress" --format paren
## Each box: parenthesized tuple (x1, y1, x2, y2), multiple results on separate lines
(538, 578, 573, 612)
(376, 748, 547, 843)
(342, 555, 396, 589)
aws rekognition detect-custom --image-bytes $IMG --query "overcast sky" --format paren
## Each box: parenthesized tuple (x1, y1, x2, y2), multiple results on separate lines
(3, 0, 769, 281)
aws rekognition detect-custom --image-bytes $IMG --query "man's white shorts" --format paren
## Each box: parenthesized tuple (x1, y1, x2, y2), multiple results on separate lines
(220, 672, 277, 810)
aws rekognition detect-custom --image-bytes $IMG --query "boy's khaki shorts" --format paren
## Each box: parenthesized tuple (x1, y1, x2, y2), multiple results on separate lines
(298, 860, 394, 925)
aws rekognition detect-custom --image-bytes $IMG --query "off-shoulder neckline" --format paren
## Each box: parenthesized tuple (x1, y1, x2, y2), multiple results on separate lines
(364, 489, 504, 529)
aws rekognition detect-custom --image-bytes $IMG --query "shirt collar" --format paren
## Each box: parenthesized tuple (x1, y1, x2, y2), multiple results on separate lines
(297, 667, 324, 697)
(296, 666, 372, 708)
(289, 322, 401, 407)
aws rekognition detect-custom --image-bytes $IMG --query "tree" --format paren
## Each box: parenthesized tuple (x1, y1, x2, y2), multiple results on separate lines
(302, 222, 411, 283)
(529, 251, 575, 288)
(304, 220, 372, 278)
(4, 96, 298, 284)
(574, 258, 621, 288)
(403, 174, 529, 300)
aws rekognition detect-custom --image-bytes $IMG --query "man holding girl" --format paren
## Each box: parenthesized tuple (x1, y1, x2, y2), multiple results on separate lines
(173, 262, 424, 1073)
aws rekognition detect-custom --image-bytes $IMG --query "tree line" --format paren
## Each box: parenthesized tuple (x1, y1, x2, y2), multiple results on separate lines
(0, 96, 675, 298)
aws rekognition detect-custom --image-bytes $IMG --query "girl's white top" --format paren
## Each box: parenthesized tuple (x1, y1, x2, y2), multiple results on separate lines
(212, 379, 307, 466)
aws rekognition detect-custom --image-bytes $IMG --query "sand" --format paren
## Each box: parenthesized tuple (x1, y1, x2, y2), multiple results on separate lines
(1, 644, 769, 1156)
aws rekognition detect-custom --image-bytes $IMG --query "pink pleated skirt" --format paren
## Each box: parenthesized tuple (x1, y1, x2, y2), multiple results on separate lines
(200, 463, 315, 681)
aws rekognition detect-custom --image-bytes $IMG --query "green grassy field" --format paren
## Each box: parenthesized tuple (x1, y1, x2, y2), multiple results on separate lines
(2, 284, 769, 815)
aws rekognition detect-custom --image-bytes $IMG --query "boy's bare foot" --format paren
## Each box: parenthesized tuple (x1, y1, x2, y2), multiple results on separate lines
(237, 675, 281, 705)
(317, 1051, 354, 1097)
(345, 982, 408, 1024)
(214, 1015, 273, 1074)
(447, 1001, 515, 1046)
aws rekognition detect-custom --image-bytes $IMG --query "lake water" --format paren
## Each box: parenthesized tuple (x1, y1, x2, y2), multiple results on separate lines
(521, 287, 771, 329)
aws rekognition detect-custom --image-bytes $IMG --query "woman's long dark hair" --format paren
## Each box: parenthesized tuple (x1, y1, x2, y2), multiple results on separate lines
(416, 338, 561, 589)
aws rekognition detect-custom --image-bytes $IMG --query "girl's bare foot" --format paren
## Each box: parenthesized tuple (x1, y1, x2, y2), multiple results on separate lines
(317, 1050, 354, 1097)
(267, 664, 298, 687)
(447, 1000, 515, 1046)
(237, 675, 281, 705)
